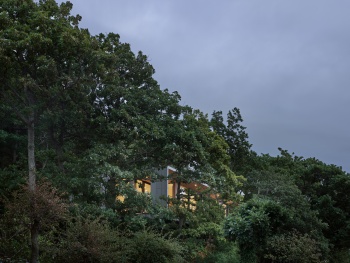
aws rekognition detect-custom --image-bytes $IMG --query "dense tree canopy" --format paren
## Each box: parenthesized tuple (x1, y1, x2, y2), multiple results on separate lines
(1, 1, 349, 263)
(226, 150, 350, 263)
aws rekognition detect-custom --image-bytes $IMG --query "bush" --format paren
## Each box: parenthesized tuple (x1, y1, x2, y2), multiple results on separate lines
(264, 231, 324, 263)
(42, 216, 131, 263)
(128, 230, 184, 263)
(0, 182, 68, 262)
(40, 215, 184, 263)
(196, 242, 240, 263)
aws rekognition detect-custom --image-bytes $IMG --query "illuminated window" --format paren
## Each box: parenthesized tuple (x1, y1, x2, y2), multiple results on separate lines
(144, 182, 151, 193)
(135, 180, 151, 194)
(180, 185, 197, 210)
(168, 181, 174, 198)
(116, 195, 125, 202)
(135, 180, 143, 193)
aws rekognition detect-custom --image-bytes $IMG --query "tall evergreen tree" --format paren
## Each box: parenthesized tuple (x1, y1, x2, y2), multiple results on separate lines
(0, 1, 96, 261)
(211, 108, 252, 173)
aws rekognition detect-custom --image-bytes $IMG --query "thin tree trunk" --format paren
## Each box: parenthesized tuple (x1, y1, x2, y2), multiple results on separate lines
(28, 115, 36, 192)
(176, 181, 186, 231)
(176, 181, 181, 200)
(12, 129, 19, 163)
(28, 113, 39, 263)
(178, 216, 185, 231)
(30, 219, 39, 263)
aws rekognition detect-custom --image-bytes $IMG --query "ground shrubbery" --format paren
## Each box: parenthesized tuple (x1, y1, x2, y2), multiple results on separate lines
(0, 191, 185, 263)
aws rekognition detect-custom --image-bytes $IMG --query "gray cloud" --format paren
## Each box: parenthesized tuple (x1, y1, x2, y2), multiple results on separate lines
(65, 0, 350, 171)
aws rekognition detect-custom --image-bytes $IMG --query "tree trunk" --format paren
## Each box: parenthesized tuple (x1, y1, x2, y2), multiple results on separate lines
(176, 181, 181, 200)
(178, 216, 185, 231)
(28, 114, 39, 263)
(176, 182, 186, 231)
(30, 219, 39, 263)
(28, 116, 36, 192)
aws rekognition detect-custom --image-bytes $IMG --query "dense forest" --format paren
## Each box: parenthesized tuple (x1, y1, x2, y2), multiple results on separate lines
(1, 1, 349, 262)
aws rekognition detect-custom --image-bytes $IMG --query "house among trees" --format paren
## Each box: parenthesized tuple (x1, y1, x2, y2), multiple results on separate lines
(118, 166, 209, 209)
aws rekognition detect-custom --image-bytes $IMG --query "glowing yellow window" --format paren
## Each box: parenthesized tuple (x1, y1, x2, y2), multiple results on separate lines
(135, 180, 151, 194)
(144, 182, 151, 193)
(135, 180, 143, 193)
(168, 182, 174, 198)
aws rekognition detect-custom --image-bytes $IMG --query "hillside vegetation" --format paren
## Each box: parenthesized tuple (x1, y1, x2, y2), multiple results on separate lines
(1, 1, 349, 262)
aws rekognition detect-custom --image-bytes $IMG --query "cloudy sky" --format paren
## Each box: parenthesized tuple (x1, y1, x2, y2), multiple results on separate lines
(64, 0, 350, 172)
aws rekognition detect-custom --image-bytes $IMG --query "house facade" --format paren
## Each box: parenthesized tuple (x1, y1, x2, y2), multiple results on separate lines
(131, 166, 209, 208)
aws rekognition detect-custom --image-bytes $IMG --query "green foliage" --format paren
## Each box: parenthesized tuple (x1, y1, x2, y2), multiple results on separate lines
(224, 196, 328, 263)
(128, 230, 184, 263)
(294, 159, 350, 254)
(0, 164, 26, 206)
(41, 215, 184, 263)
(195, 242, 240, 263)
(236, 149, 350, 262)
(264, 231, 323, 263)
(211, 108, 252, 173)
(0, 215, 29, 261)
(243, 149, 350, 262)
(2, 1, 349, 263)
(43, 216, 130, 263)
(117, 182, 152, 209)
(69, 203, 121, 228)
(0, 181, 68, 262)
(224, 198, 284, 259)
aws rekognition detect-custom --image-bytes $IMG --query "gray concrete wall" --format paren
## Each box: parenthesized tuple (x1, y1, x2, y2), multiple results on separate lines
(151, 168, 168, 206)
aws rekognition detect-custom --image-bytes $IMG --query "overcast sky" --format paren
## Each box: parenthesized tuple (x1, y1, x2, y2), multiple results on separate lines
(64, 0, 350, 172)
